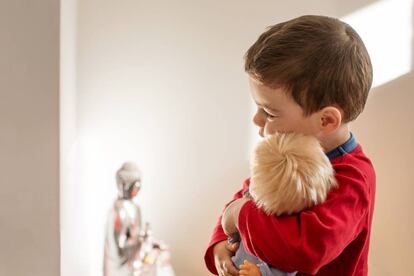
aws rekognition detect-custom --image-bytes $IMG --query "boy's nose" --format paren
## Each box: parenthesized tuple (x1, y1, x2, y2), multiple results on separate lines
(253, 112, 265, 127)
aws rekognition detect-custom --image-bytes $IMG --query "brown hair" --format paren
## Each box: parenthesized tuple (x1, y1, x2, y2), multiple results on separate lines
(244, 15, 373, 122)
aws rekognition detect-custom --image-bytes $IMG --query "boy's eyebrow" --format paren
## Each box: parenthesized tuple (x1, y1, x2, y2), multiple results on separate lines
(254, 101, 280, 112)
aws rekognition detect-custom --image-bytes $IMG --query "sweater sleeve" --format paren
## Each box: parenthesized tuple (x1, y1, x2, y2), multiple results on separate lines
(238, 163, 370, 275)
(204, 178, 250, 275)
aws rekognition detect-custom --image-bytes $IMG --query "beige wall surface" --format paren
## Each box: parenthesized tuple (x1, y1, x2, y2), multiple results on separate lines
(352, 71, 414, 275)
(0, 0, 60, 276)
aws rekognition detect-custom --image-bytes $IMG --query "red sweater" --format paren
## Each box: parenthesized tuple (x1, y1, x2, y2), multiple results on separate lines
(205, 144, 376, 275)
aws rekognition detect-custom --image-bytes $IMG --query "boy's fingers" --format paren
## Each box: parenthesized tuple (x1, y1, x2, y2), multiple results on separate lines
(239, 264, 249, 270)
(222, 260, 239, 276)
(217, 267, 228, 276)
(226, 241, 240, 253)
(243, 259, 254, 266)
(240, 260, 256, 275)
(213, 240, 239, 276)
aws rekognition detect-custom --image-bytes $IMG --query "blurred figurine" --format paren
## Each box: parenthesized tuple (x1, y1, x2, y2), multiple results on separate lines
(104, 162, 143, 276)
(133, 223, 175, 276)
(104, 162, 175, 276)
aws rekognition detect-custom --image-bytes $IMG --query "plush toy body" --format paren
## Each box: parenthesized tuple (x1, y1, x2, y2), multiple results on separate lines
(222, 132, 337, 276)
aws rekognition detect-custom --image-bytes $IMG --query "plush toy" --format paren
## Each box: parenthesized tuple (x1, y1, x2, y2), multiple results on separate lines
(222, 132, 337, 276)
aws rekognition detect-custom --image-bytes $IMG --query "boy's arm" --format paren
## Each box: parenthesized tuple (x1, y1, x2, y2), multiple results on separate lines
(222, 197, 249, 236)
(204, 178, 250, 275)
(238, 164, 372, 275)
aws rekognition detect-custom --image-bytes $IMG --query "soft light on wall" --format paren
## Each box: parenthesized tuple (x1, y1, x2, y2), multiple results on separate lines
(341, 0, 413, 88)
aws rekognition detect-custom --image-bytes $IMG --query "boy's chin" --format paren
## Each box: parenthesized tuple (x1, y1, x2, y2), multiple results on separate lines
(263, 130, 283, 137)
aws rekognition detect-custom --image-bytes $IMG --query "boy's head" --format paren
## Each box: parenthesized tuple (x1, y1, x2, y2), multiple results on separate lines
(245, 15, 372, 137)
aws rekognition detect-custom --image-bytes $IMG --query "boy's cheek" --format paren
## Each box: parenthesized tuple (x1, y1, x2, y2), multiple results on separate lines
(264, 125, 274, 136)
(264, 121, 290, 136)
(264, 124, 282, 136)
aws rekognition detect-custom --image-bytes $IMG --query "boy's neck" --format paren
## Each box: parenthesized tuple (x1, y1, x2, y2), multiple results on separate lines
(319, 124, 351, 153)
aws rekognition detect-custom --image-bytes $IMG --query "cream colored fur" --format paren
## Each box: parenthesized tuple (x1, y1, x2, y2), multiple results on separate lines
(249, 132, 337, 216)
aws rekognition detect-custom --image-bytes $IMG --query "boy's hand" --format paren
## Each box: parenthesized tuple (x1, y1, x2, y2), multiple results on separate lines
(213, 240, 240, 276)
(221, 198, 249, 236)
(239, 259, 261, 276)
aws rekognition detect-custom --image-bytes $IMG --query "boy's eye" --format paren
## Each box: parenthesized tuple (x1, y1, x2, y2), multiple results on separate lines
(261, 109, 276, 120)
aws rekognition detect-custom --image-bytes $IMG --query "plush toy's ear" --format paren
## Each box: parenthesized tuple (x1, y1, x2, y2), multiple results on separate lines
(249, 132, 337, 215)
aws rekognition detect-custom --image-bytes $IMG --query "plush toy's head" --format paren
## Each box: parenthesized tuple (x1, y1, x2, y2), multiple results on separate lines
(249, 132, 337, 216)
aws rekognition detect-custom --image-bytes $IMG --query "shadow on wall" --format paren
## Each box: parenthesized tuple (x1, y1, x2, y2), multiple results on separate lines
(353, 71, 414, 275)
(351, 6, 414, 271)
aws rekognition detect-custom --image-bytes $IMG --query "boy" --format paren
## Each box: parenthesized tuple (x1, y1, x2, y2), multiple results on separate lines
(204, 15, 375, 276)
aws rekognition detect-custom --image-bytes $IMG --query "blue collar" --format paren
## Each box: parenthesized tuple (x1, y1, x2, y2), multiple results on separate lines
(326, 132, 357, 161)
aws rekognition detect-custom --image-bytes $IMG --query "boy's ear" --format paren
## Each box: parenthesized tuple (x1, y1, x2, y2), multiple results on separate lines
(317, 106, 342, 133)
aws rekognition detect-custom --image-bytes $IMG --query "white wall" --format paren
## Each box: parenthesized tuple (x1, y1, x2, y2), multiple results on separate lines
(60, 0, 86, 275)
(0, 0, 60, 275)
(62, 0, 414, 275)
